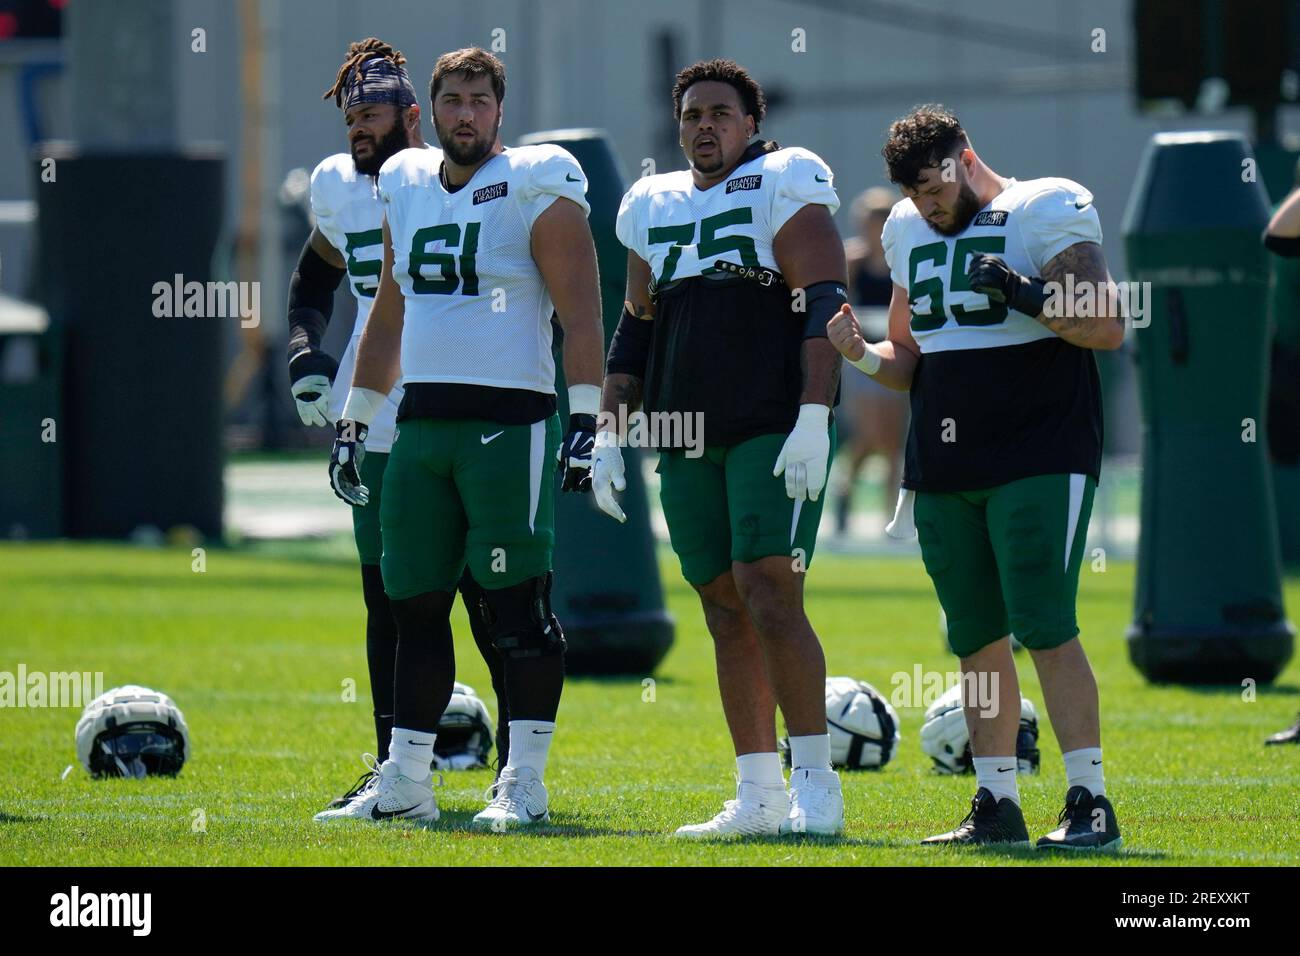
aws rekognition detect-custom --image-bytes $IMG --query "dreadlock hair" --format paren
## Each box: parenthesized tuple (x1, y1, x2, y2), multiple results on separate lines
(881, 104, 970, 188)
(672, 59, 766, 133)
(323, 37, 407, 108)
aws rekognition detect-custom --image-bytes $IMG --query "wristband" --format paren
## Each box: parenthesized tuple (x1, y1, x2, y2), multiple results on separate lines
(340, 387, 386, 427)
(849, 345, 882, 376)
(568, 383, 601, 417)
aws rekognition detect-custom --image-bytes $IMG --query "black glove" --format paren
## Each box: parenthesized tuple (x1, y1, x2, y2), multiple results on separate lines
(965, 253, 1048, 318)
(288, 348, 340, 427)
(329, 419, 369, 506)
(557, 413, 597, 492)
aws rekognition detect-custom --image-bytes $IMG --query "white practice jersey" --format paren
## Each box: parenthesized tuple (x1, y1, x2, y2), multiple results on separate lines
(309, 148, 436, 451)
(377, 144, 589, 393)
(880, 177, 1102, 355)
(881, 176, 1106, 492)
(615, 146, 839, 284)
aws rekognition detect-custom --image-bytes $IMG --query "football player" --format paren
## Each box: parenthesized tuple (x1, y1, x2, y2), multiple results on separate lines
(828, 104, 1124, 849)
(591, 59, 846, 837)
(318, 47, 604, 829)
(288, 39, 511, 811)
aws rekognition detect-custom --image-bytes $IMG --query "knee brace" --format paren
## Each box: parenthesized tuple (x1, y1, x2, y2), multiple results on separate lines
(479, 572, 567, 659)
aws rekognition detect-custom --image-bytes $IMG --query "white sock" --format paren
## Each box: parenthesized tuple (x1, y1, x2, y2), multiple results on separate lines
(388, 727, 435, 781)
(973, 756, 1019, 805)
(788, 733, 832, 772)
(506, 720, 555, 778)
(1063, 747, 1105, 797)
(736, 752, 785, 787)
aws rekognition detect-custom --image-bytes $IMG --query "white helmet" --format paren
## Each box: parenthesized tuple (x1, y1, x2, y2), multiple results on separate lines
(781, 677, 901, 769)
(432, 681, 495, 771)
(75, 685, 190, 778)
(919, 682, 1040, 775)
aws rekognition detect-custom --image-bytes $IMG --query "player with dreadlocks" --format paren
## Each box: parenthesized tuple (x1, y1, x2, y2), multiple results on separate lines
(320, 46, 604, 830)
(289, 38, 510, 813)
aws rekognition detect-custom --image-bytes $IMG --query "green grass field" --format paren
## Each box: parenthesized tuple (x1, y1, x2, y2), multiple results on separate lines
(1, 541, 1297, 867)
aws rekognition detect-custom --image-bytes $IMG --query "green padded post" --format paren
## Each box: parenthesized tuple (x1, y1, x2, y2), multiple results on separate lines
(1122, 131, 1294, 683)
(517, 129, 675, 675)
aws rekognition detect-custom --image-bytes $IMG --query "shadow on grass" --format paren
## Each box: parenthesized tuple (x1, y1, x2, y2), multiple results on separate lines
(567, 674, 679, 688)
(914, 842, 1166, 862)
(1181, 683, 1300, 698)
(0, 811, 45, 825)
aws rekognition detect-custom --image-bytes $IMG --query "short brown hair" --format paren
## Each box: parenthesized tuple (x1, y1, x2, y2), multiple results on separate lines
(672, 58, 766, 133)
(430, 47, 505, 104)
(882, 104, 969, 188)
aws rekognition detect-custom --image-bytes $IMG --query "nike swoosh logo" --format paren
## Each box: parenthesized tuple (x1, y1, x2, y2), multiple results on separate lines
(481, 431, 505, 444)
(531, 729, 553, 735)
(815, 175, 829, 183)
(371, 804, 422, 820)
(527, 809, 546, 821)
(565, 173, 580, 182)
(996, 767, 1014, 773)
(1091, 759, 1102, 765)
(1075, 200, 1091, 209)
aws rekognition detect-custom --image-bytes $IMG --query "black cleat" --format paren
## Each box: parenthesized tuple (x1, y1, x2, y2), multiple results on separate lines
(1265, 713, 1300, 745)
(921, 788, 1030, 846)
(325, 767, 379, 810)
(1036, 785, 1122, 851)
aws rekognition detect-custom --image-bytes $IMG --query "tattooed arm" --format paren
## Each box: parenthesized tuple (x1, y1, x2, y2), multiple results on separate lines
(600, 249, 653, 430)
(1037, 241, 1125, 350)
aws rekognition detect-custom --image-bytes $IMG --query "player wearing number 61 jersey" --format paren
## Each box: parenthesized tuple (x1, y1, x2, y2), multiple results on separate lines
(291, 39, 509, 815)
(594, 59, 848, 838)
(828, 104, 1124, 850)
(325, 47, 606, 831)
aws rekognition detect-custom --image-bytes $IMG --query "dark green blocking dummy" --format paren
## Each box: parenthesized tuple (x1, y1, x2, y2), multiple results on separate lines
(516, 129, 675, 675)
(1122, 131, 1294, 683)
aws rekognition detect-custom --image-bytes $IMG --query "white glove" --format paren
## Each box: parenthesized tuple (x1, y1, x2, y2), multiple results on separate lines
(885, 487, 917, 539)
(773, 404, 831, 502)
(591, 432, 627, 523)
(291, 374, 333, 427)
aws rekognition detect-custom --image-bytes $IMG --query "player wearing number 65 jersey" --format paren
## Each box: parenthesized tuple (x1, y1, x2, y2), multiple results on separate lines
(828, 104, 1124, 850)
(290, 39, 509, 813)
(593, 59, 848, 838)
(322, 48, 605, 831)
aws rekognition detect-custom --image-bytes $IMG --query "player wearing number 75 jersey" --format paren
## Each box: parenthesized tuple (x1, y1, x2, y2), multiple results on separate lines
(592, 59, 847, 838)
(323, 47, 606, 831)
(828, 104, 1124, 850)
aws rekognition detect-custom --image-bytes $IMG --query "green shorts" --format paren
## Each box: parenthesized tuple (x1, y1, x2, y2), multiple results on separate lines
(656, 425, 836, 586)
(352, 451, 388, 566)
(914, 472, 1096, 657)
(378, 415, 560, 600)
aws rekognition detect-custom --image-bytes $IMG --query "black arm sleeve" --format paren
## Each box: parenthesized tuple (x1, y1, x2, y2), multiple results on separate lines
(606, 308, 653, 377)
(1263, 229, 1300, 258)
(287, 237, 347, 365)
(801, 280, 849, 339)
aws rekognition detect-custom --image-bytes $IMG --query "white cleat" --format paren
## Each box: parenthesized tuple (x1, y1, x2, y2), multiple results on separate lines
(673, 782, 788, 839)
(472, 766, 549, 832)
(313, 758, 439, 824)
(781, 767, 844, 835)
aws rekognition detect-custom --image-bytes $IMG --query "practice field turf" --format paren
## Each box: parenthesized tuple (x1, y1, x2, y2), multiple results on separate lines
(1, 541, 1297, 867)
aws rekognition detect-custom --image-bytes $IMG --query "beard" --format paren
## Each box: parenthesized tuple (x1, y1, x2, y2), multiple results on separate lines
(435, 116, 499, 167)
(928, 181, 983, 236)
(351, 120, 410, 176)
